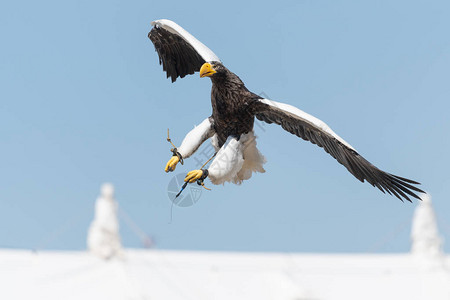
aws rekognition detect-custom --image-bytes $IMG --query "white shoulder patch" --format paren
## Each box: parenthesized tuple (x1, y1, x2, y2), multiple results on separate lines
(260, 98, 355, 151)
(151, 19, 221, 63)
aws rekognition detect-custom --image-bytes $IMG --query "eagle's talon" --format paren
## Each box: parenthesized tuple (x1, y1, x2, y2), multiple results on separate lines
(184, 169, 205, 183)
(165, 156, 179, 173)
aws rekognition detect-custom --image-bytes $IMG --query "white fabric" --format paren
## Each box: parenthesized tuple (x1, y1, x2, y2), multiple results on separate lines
(151, 19, 221, 63)
(209, 132, 266, 185)
(178, 118, 215, 158)
(259, 98, 355, 151)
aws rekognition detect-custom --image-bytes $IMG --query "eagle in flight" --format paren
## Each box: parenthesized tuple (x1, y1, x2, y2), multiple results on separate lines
(148, 19, 423, 202)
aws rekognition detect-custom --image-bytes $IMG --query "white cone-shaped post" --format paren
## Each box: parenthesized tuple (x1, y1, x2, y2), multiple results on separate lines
(411, 194, 444, 267)
(87, 183, 123, 259)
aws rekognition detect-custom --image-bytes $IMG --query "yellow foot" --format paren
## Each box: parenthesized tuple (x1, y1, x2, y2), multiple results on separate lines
(185, 170, 204, 183)
(165, 156, 179, 172)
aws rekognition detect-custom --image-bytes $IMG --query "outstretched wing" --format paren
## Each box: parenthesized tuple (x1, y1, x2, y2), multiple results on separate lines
(148, 19, 221, 82)
(250, 98, 424, 202)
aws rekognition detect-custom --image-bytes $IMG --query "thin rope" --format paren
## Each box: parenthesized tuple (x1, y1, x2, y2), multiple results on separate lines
(200, 152, 217, 169)
(118, 208, 153, 248)
(166, 128, 177, 149)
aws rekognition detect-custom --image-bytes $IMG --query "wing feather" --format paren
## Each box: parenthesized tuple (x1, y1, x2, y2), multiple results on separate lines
(148, 19, 221, 82)
(250, 98, 424, 202)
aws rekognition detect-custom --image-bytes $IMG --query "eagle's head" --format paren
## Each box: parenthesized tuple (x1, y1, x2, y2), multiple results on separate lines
(199, 62, 227, 79)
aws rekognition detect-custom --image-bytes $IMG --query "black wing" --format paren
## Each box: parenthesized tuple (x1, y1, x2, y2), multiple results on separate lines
(148, 19, 220, 82)
(250, 98, 424, 202)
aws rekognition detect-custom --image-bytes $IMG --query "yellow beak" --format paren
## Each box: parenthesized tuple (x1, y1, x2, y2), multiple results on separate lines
(199, 63, 216, 78)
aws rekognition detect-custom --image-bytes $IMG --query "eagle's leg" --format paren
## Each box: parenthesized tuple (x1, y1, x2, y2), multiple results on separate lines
(185, 135, 244, 185)
(165, 156, 180, 172)
(164, 117, 215, 173)
(184, 169, 208, 183)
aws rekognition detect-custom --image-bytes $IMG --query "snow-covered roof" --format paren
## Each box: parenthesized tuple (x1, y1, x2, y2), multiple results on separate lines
(1, 249, 449, 300)
(1, 187, 448, 300)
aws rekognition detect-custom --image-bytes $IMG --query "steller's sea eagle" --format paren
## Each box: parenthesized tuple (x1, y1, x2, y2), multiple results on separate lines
(148, 19, 424, 202)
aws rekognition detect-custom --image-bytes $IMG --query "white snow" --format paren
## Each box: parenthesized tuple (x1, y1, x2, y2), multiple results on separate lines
(411, 193, 444, 269)
(1, 188, 448, 300)
(87, 183, 123, 259)
(0, 249, 449, 300)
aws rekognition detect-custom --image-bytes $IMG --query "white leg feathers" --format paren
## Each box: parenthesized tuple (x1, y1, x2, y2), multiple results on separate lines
(208, 136, 244, 185)
(237, 132, 266, 182)
(208, 131, 266, 185)
(177, 117, 215, 159)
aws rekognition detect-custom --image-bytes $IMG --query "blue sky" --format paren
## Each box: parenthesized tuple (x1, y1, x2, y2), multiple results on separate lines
(1, 0, 449, 253)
